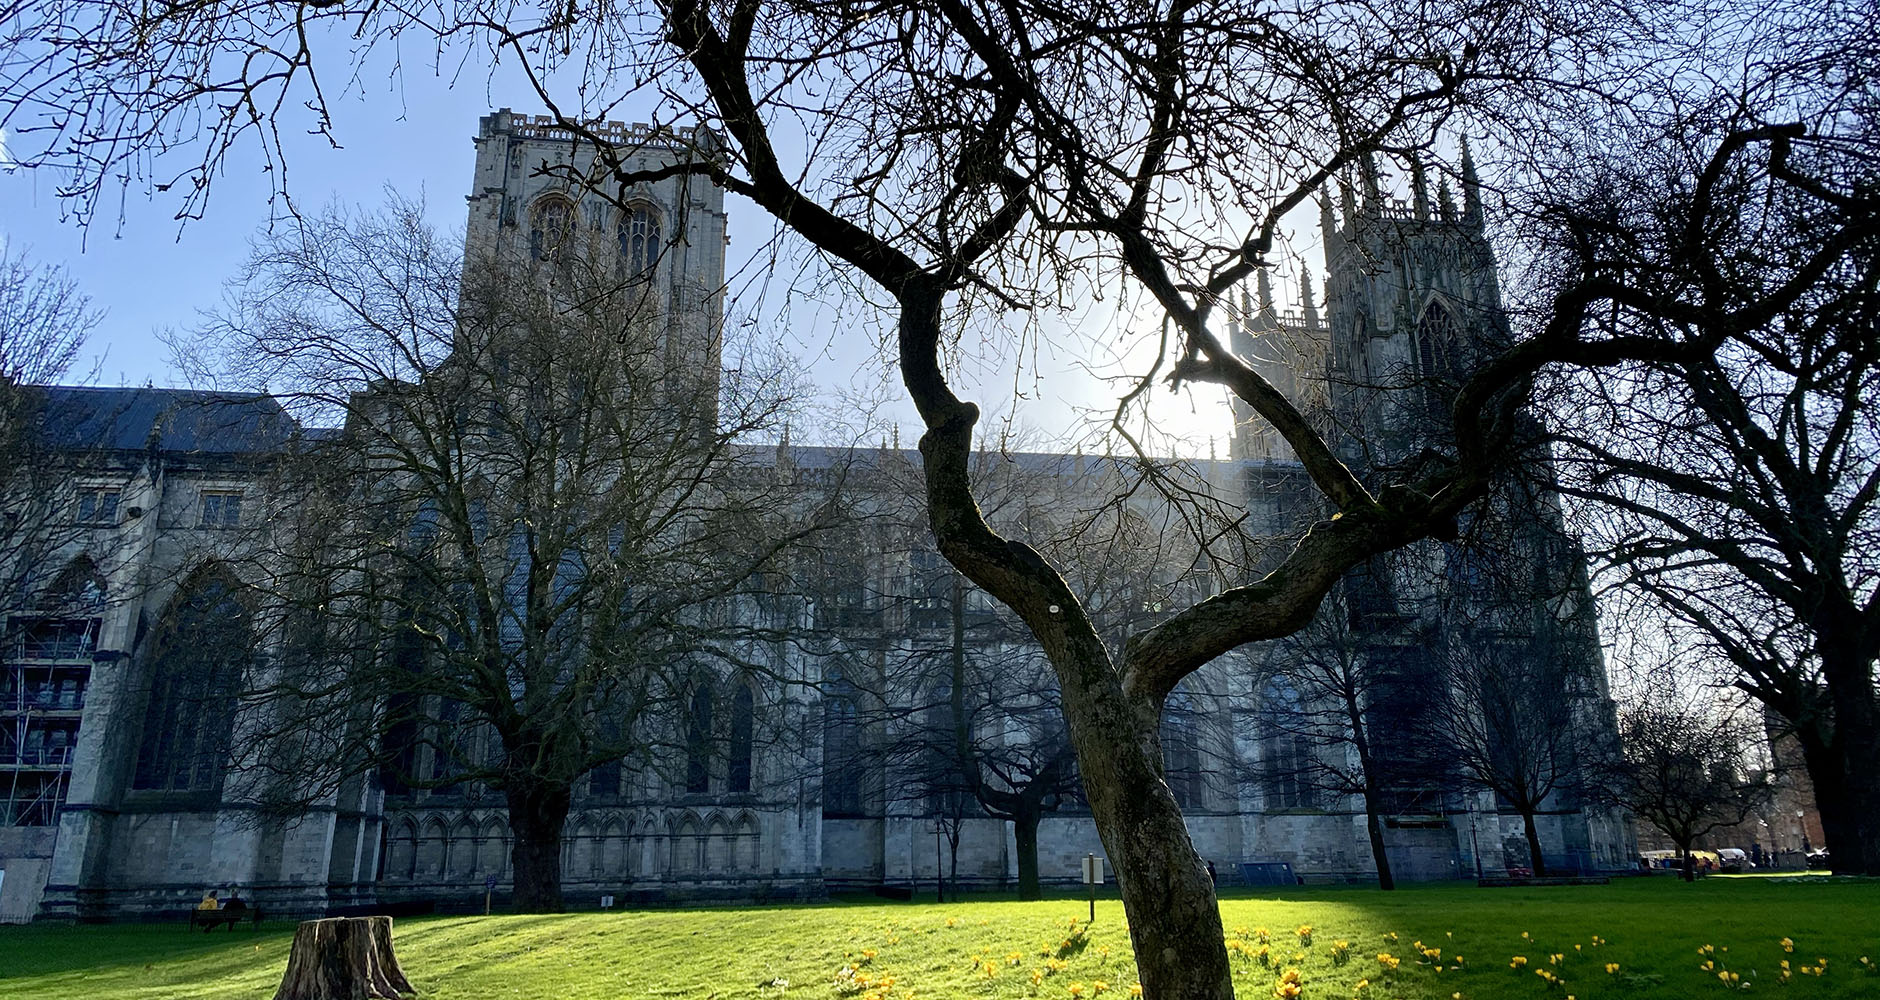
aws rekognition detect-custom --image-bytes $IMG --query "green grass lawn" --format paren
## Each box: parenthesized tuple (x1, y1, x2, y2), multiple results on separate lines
(2, 876, 1876, 1000)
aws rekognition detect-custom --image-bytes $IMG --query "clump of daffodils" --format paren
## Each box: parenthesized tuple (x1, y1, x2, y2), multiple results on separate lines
(833, 964, 892, 997)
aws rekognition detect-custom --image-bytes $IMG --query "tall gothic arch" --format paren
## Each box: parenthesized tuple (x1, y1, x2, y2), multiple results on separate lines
(130, 565, 250, 795)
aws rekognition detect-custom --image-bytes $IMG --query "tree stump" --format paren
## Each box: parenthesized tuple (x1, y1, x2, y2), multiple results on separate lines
(273, 916, 414, 1000)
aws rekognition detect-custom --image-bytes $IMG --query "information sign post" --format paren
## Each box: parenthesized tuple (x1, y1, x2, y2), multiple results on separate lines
(1080, 853, 1103, 923)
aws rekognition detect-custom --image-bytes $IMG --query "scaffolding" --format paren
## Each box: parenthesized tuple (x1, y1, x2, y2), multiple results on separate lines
(2, 617, 94, 827)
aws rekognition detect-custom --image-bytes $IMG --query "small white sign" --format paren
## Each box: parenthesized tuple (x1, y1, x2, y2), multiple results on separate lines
(1081, 854, 1104, 885)
(600, 894, 616, 908)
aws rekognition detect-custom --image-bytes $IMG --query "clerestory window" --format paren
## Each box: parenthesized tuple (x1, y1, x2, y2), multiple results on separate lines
(198, 490, 242, 529)
(76, 486, 120, 525)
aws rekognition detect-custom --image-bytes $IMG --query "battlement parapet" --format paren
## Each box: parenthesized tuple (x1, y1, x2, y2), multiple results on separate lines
(479, 108, 713, 151)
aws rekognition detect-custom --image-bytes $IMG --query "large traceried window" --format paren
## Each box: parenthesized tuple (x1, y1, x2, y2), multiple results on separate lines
(906, 549, 952, 631)
(530, 197, 576, 261)
(1162, 689, 1206, 810)
(922, 683, 971, 818)
(815, 541, 877, 630)
(617, 204, 661, 278)
(728, 683, 755, 794)
(1415, 302, 1463, 379)
(1259, 677, 1320, 810)
(822, 670, 866, 817)
(132, 568, 249, 794)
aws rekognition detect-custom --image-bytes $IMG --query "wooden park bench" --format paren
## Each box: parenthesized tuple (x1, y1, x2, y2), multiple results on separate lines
(190, 901, 264, 931)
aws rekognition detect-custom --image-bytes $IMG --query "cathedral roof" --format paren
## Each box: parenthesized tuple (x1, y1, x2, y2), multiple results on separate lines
(30, 385, 305, 455)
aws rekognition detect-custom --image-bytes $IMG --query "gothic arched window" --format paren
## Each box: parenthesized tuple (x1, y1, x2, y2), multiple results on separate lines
(617, 204, 661, 278)
(530, 197, 576, 261)
(728, 683, 755, 793)
(684, 684, 713, 794)
(132, 567, 249, 794)
(1162, 688, 1205, 810)
(1258, 677, 1318, 810)
(1416, 302, 1463, 378)
(822, 669, 865, 817)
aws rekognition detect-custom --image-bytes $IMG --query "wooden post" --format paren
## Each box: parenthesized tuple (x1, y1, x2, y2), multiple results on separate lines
(273, 916, 413, 1000)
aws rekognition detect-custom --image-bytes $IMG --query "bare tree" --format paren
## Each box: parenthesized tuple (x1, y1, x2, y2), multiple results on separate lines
(186, 199, 826, 911)
(1531, 16, 1880, 873)
(0, 241, 94, 390)
(824, 448, 1207, 901)
(1425, 627, 1582, 877)
(1253, 596, 1405, 890)
(865, 598, 1081, 901)
(1606, 691, 1772, 882)
(0, 241, 102, 601)
(620, 15, 1638, 994)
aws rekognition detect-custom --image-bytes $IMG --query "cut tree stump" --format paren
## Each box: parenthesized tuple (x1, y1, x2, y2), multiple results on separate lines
(273, 916, 414, 1000)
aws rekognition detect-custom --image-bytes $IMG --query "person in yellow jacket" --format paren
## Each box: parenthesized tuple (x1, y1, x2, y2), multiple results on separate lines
(196, 890, 220, 911)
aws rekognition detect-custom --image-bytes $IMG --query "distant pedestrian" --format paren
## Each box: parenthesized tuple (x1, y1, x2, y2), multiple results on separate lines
(1207, 861, 1217, 886)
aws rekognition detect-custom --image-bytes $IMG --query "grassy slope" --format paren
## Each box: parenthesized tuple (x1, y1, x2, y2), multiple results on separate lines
(1, 877, 1875, 1000)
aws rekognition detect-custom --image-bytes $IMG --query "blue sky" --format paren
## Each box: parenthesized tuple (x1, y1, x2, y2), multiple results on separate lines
(2, 68, 478, 386)
(0, 48, 1239, 454)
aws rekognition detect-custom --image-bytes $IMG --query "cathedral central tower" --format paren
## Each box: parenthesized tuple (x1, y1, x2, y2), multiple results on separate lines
(464, 110, 730, 409)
